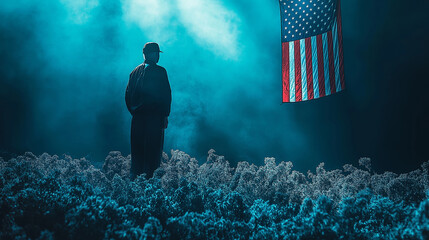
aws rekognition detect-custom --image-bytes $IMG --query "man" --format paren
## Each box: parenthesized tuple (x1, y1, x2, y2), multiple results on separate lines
(125, 42, 171, 180)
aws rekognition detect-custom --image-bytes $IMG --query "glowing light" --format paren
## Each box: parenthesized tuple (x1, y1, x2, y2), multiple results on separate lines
(121, 0, 173, 42)
(176, 0, 240, 59)
(60, 0, 99, 24)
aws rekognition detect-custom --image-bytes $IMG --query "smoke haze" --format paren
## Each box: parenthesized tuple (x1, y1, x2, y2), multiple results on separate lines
(1, 0, 428, 173)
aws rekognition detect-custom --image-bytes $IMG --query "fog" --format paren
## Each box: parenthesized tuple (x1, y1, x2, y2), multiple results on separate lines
(1, 0, 428, 173)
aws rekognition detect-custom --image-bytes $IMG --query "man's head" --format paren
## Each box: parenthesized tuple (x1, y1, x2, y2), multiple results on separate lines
(143, 42, 162, 63)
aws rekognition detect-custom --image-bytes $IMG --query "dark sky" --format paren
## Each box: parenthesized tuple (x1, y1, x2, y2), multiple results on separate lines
(1, 0, 428, 173)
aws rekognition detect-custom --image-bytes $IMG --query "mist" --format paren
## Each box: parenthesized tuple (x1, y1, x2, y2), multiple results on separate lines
(1, 0, 428, 173)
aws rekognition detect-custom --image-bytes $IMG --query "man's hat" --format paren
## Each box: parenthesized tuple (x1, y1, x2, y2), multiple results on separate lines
(143, 42, 163, 54)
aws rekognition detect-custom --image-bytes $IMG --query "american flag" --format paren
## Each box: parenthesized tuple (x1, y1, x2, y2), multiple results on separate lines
(280, 0, 345, 102)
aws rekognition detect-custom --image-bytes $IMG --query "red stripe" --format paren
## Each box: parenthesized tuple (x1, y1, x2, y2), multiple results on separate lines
(282, 42, 290, 102)
(305, 37, 314, 100)
(294, 41, 302, 102)
(316, 35, 325, 97)
(337, 0, 345, 90)
(327, 31, 336, 94)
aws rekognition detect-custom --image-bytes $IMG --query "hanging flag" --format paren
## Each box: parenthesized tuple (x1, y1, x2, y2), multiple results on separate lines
(280, 0, 345, 102)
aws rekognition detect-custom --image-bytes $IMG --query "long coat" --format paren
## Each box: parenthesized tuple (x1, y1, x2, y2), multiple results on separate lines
(125, 61, 172, 179)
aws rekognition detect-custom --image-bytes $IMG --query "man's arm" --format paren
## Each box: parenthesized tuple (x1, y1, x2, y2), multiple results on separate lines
(163, 68, 171, 115)
(164, 117, 168, 129)
(163, 68, 171, 128)
(125, 71, 136, 115)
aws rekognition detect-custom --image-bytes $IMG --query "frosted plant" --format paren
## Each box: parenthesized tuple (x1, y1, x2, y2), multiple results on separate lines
(1, 151, 428, 239)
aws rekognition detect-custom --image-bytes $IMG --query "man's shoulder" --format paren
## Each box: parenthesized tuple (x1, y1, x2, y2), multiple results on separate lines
(146, 65, 167, 78)
(148, 64, 166, 72)
(131, 63, 145, 74)
(130, 63, 166, 77)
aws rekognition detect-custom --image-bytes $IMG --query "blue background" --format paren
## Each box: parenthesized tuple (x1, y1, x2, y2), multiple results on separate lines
(0, 0, 428, 172)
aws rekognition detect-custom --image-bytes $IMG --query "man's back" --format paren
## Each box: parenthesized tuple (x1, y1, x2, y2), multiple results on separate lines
(126, 61, 171, 117)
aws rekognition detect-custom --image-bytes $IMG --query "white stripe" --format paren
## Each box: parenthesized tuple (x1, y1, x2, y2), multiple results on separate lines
(311, 36, 319, 99)
(322, 32, 331, 96)
(289, 42, 295, 102)
(332, 19, 341, 92)
(300, 39, 308, 101)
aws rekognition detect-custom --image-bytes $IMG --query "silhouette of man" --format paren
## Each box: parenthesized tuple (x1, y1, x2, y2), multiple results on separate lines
(125, 42, 171, 180)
